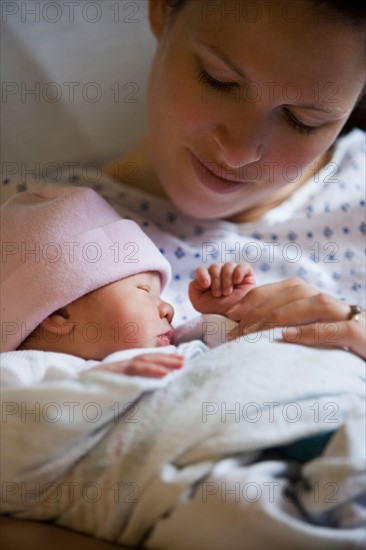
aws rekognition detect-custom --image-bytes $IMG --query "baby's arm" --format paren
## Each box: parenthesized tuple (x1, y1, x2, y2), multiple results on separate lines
(189, 262, 255, 316)
(83, 353, 184, 379)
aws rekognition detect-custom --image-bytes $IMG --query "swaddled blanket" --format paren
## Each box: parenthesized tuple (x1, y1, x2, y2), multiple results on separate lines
(1, 336, 365, 549)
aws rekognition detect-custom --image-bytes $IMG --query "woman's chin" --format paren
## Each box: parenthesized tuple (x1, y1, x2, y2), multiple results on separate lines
(165, 190, 235, 220)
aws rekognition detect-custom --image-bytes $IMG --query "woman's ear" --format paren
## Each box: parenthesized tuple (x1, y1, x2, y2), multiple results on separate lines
(40, 307, 74, 336)
(148, 0, 171, 39)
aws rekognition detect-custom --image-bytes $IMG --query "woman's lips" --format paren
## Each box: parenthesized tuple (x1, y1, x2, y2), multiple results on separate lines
(190, 151, 250, 194)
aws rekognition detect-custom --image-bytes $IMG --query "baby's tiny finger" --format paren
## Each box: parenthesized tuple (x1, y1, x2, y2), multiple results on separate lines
(162, 355, 185, 369)
(194, 267, 211, 288)
(208, 263, 222, 297)
(233, 263, 255, 285)
(139, 365, 171, 378)
(144, 353, 184, 365)
(221, 262, 236, 295)
(146, 357, 184, 376)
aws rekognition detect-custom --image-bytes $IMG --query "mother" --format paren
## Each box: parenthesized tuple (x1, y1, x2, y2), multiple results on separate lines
(104, 0, 366, 359)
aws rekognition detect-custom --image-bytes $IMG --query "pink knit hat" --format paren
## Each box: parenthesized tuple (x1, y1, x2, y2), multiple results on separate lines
(0, 186, 172, 352)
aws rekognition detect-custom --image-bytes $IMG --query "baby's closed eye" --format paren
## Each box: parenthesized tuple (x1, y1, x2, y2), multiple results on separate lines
(137, 285, 151, 293)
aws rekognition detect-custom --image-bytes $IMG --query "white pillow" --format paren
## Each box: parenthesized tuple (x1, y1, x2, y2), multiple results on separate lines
(1, 0, 154, 191)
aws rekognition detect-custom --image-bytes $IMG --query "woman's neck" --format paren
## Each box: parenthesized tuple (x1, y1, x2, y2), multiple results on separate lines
(103, 137, 165, 197)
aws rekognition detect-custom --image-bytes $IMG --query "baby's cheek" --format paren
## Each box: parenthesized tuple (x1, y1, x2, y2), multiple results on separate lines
(111, 322, 140, 349)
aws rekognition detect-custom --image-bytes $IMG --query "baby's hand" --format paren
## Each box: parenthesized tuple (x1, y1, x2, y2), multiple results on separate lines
(189, 262, 255, 316)
(85, 353, 184, 379)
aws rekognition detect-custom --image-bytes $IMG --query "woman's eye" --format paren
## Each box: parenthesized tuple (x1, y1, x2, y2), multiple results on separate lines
(284, 108, 318, 136)
(198, 67, 237, 94)
(198, 66, 318, 136)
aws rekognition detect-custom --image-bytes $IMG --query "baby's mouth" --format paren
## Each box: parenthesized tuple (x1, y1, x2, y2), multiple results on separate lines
(157, 329, 175, 346)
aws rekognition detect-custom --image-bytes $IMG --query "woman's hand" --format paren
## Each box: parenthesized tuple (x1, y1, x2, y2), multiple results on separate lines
(225, 277, 365, 359)
(85, 353, 184, 378)
(189, 261, 256, 316)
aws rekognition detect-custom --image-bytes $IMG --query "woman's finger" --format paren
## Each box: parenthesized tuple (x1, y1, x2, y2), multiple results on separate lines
(283, 315, 366, 360)
(228, 279, 317, 324)
(226, 277, 315, 319)
(238, 292, 350, 332)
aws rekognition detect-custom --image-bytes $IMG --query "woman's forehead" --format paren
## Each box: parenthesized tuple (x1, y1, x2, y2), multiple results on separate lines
(180, 2, 365, 102)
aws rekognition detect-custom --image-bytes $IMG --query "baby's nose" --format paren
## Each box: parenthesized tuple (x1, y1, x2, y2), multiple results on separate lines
(159, 301, 174, 323)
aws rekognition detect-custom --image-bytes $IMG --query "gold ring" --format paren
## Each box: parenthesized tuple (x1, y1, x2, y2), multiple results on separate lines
(348, 304, 362, 322)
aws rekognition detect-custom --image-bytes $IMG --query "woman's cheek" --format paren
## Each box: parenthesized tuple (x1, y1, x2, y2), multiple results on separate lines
(162, 72, 207, 135)
(270, 131, 325, 180)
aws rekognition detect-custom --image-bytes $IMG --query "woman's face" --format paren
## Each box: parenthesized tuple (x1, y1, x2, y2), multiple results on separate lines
(146, 0, 365, 221)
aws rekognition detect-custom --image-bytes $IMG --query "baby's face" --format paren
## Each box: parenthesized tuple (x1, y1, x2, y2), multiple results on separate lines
(65, 271, 174, 360)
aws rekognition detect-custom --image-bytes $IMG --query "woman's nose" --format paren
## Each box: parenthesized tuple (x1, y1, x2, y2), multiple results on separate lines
(212, 103, 265, 168)
(213, 123, 263, 168)
(159, 300, 174, 323)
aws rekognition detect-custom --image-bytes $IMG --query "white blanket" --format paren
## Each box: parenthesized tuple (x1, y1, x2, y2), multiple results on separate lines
(1, 337, 365, 549)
